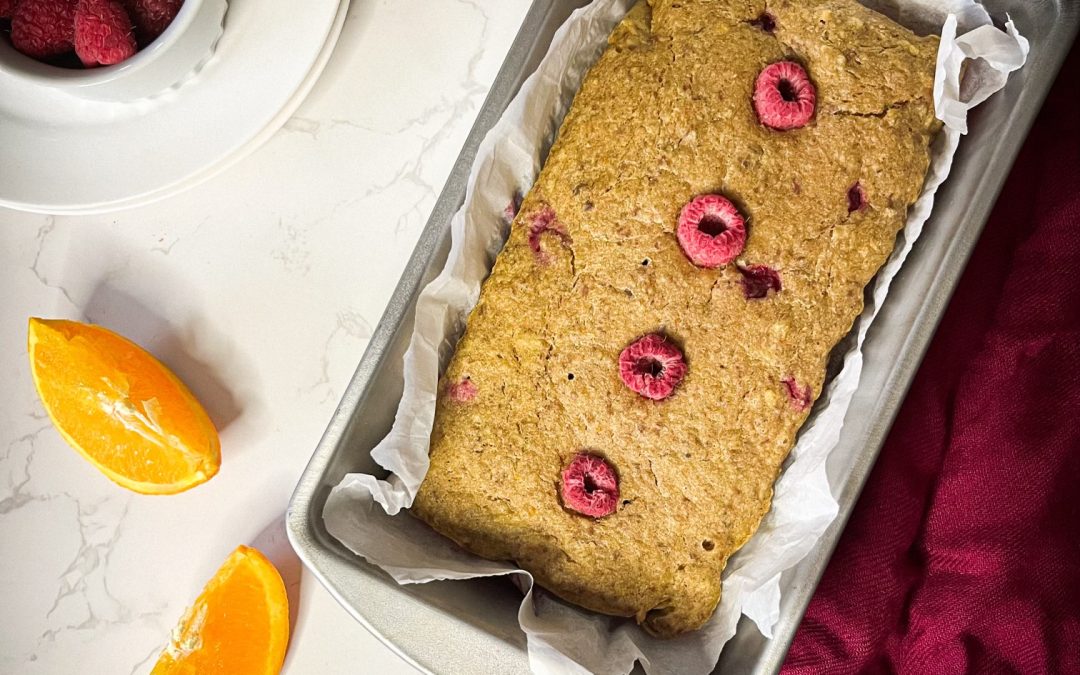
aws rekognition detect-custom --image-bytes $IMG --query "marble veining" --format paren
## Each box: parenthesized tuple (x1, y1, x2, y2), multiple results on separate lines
(0, 1, 531, 673)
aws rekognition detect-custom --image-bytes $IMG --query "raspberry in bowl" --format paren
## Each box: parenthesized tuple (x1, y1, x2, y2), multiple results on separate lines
(0, 0, 226, 100)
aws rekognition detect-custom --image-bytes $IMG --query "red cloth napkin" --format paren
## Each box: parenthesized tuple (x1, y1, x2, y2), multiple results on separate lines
(782, 44, 1080, 674)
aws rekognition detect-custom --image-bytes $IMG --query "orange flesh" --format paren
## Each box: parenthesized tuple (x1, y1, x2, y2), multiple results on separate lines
(27, 318, 220, 494)
(152, 546, 290, 675)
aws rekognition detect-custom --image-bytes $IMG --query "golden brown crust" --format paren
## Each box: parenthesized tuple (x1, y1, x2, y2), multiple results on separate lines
(412, 0, 940, 637)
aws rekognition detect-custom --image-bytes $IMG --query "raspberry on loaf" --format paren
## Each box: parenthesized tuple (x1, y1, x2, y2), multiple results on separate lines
(412, 0, 940, 638)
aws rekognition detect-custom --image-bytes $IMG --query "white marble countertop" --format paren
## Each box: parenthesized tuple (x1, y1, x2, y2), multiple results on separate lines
(0, 1, 531, 672)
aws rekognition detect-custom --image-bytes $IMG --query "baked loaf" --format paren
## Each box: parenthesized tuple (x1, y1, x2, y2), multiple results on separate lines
(412, 0, 940, 638)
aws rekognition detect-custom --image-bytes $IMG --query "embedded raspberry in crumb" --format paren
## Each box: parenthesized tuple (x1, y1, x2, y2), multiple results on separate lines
(447, 377, 477, 403)
(739, 264, 782, 299)
(619, 334, 687, 400)
(782, 377, 813, 411)
(676, 194, 747, 268)
(847, 182, 867, 213)
(528, 205, 571, 264)
(754, 61, 816, 131)
(560, 453, 619, 518)
(749, 11, 776, 33)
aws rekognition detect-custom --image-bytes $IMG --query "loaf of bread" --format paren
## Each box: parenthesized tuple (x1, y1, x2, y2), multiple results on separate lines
(412, 0, 940, 637)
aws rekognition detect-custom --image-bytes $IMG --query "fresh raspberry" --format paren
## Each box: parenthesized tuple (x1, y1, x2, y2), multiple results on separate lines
(847, 182, 867, 213)
(527, 205, 571, 264)
(676, 194, 747, 268)
(754, 61, 816, 131)
(447, 377, 477, 403)
(782, 377, 813, 411)
(1, 0, 18, 20)
(74, 0, 136, 67)
(739, 264, 782, 299)
(560, 453, 619, 518)
(10, 0, 76, 60)
(121, 0, 180, 45)
(749, 11, 776, 33)
(619, 334, 687, 401)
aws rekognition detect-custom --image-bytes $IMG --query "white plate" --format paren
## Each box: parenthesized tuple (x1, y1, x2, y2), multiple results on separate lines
(0, 0, 350, 215)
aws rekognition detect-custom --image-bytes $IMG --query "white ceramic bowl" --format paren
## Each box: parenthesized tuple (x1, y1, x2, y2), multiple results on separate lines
(0, 0, 227, 101)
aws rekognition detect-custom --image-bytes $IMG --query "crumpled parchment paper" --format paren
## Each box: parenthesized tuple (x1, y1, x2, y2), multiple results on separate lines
(323, 2, 1028, 672)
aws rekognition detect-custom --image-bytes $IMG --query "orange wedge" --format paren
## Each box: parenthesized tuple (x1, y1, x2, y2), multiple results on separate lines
(152, 546, 290, 675)
(27, 318, 220, 495)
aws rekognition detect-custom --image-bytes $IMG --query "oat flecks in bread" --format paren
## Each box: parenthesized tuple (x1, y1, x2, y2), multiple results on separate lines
(412, 0, 940, 638)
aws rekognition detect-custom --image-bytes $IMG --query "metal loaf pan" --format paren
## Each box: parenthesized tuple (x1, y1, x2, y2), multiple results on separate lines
(288, 2, 1078, 673)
